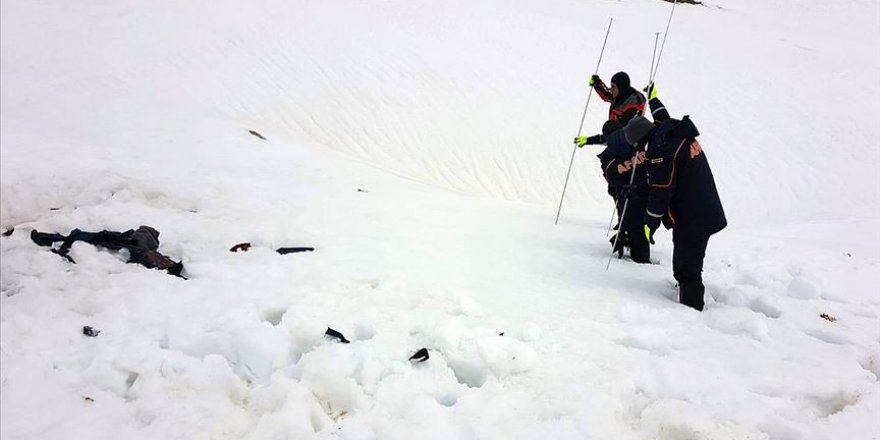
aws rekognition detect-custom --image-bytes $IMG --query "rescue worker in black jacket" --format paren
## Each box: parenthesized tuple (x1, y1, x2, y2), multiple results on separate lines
(573, 72, 648, 243)
(578, 119, 652, 263)
(591, 71, 646, 127)
(624, 85, 727, 311)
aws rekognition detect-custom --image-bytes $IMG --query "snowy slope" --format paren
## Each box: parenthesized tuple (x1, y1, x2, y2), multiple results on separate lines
(2, 0, 880, 439)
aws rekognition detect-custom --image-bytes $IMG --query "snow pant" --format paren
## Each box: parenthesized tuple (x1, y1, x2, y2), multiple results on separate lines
(609, 227, 650, 264)
(626, 226, 650, 264)
(672, 234, 710, 311)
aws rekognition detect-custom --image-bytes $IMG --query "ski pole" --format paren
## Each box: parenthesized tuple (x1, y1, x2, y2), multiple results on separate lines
(607, 32, 660, 238)
(554, 17, 614, 225)
(605, 200, 618, 237)
(650, 0, 678, 83)
(606, 152, 642, 271)
(648, 32, 660, 88)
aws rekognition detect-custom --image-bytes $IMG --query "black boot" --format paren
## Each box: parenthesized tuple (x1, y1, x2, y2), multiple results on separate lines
(679, 282, 705, 311)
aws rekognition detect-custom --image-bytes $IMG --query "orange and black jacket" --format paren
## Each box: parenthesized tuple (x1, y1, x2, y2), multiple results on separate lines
(593, 81, 647, 126)
(644, 98, 727, 239)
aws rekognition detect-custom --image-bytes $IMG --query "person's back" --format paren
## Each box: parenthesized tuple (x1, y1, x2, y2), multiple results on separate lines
(633, 87, 727, 311)
(647, 117, 726, 239)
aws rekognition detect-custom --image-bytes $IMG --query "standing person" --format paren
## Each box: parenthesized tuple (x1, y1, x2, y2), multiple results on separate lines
(589, 71, 646, 128)
(573, 72, 647, 238)
(626, 85, 727, 311)
(576, 119, 652, 264)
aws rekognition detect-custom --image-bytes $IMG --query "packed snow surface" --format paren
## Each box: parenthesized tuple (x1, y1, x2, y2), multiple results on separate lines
(2, 0, 879, 438)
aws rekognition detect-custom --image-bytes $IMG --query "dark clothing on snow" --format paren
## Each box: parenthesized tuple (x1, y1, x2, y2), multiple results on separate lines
(31, 225, 184, 277)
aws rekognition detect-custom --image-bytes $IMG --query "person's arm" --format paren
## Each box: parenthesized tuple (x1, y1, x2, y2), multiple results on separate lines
(574, 134, 606, 147)
(649, 97, 670, 123)
(590, 75, 613, 103)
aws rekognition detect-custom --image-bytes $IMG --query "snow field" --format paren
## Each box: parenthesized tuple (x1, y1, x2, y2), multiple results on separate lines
(2, 0, 880, 438)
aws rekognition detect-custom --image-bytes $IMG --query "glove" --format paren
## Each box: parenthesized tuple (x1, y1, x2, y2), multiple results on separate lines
(644, 215, 662, 245)
(589, 75, 601, 87)
(644, 225, 656, 244)
(573, 135, 602, 147)
(643, 82, 657, 100)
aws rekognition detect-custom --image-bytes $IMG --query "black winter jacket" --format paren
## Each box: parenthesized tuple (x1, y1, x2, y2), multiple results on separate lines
(644, 98, 727, 239)
(597, 129, 650, 230)
(593, 82, 647, 126)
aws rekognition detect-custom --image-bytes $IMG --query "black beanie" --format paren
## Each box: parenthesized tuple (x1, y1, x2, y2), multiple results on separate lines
(623, 116, 654, 145)
(602, 120, 623, 137)
(611, 72, 630, 90)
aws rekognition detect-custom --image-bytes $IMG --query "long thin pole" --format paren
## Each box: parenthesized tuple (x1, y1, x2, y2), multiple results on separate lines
(651, 0, 678, 82)
(607, 32, 660, 238)
(554, 17, 614, 225)
(605, 201, 618, 237)
(606, 2, 677, 270)
(606, 152, 642, 270)
(649, 32, 660, 86)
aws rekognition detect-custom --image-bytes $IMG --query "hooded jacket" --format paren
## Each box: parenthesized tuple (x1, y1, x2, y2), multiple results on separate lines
(593, 73, 647, 126)
(643, 98, 727, 239)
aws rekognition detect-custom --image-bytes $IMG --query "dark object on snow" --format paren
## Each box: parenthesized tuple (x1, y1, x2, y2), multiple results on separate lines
(357, 189, 368, 193)
(30, 226, 185, 278)
(230, 242, 252, 252)
(83, 396, 95, 402)
(83, 326, 101, 337)
(820, 313, 837, 322)
(409, 348, 429, 363)
(277, 247, 314, 255)
(2, 228, 13, 237)
(249, 130, 267, 140)
(499, 332, 504, 336)
(325, 327, 350, 343)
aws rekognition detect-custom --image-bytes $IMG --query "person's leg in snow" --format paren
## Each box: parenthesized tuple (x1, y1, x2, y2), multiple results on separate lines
(672, 235, 709, 311)
(626, 225, 650, 263)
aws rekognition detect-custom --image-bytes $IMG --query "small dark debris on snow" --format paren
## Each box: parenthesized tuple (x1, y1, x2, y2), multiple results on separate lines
(844, 252, 852, 257)
(325, 327, 350, 343)
(409, 348, 429, 363)
(277, 247, 314, 255)
(357, 189, 368, 193)
(83, 396, 95, 402)
(2, 228, 13, 237)
(83, 326, 101, 337)
(249, 130, 267, 140)
(498, 332, 505, 336)
(230, 242, 252, 252)
(820, 313, 837, 322)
